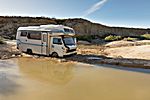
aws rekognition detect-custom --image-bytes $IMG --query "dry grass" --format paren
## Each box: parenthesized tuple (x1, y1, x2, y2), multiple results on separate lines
(77, 44, 108, 56)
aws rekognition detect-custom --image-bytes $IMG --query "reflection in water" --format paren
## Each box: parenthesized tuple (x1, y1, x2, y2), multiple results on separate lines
(0, 60, 20, 96)
(17, 58, 74, 85)
(1, 58, 150, 100)
(0, 60, 16, 68)
(0, 73, 20, 96)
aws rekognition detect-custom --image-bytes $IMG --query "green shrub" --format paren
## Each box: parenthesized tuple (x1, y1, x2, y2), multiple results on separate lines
(124, 37, 138, 41)
(104, 35, 122, 42)
(141, 34, 150, 40)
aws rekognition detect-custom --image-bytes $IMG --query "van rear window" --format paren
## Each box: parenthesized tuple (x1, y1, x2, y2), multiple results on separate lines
(20, 32, 27, 37)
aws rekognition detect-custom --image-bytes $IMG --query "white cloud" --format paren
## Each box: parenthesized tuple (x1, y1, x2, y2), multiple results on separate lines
(84, 0, 108, 16)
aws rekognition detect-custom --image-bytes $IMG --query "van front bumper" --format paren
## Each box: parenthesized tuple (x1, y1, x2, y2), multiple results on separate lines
(64, 51, 77, 56)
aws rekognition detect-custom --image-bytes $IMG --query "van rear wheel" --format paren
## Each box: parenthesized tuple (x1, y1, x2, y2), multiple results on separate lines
(51, 52, 59, 58)
(27, 49, 32, 54)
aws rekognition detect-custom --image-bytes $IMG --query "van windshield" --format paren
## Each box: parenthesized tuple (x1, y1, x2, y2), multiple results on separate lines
(63, 37, 75, 45)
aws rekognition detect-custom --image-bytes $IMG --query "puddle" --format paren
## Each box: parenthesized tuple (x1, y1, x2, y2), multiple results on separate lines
(86, 57, 102, 60)
(0, 58, 150, 100)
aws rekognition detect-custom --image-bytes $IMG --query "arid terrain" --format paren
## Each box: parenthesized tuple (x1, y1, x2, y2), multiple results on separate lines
(78, 40, 150, 60)
(0, 40, 150, 69)
(0, 16, 149, 69)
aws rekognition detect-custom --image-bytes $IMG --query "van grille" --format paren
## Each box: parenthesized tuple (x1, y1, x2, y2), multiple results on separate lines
(67, 49, 76, 53)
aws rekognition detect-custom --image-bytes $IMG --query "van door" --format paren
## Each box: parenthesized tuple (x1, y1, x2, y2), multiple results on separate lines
(18, 31, 28, 52)
(51, 37, 64, 57)
(41, 32, 48, 55)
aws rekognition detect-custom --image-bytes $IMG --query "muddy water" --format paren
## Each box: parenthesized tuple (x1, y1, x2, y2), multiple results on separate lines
(0, 58, 150, 100)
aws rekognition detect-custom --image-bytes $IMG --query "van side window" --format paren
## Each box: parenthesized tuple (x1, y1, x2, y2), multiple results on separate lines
(64, 28, 70, 33)
(64, 28, 74, 33)
(20, 32, 27, 37)
(27, 31, 41, 40)
(53, 38, 62, 45)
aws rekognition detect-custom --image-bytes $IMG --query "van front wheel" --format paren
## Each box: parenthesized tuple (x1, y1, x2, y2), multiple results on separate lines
(51, 52, 59, 58)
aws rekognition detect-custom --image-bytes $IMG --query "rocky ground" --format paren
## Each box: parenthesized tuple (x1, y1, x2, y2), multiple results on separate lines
(0, 40, 150, 69)
(0, 41, 20, 59)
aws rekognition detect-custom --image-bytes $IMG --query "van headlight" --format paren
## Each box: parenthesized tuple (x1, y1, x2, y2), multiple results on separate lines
(62, 47, 68, 52)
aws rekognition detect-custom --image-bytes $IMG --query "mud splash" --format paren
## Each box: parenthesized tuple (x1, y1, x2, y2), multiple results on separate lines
(0, 58, 150, 100)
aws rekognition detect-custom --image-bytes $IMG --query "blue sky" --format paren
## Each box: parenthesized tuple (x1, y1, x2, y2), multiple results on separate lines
(0, 0, 150, 28)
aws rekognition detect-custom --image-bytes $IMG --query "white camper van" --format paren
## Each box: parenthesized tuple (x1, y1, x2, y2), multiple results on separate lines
(16, 25, 77, 57)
